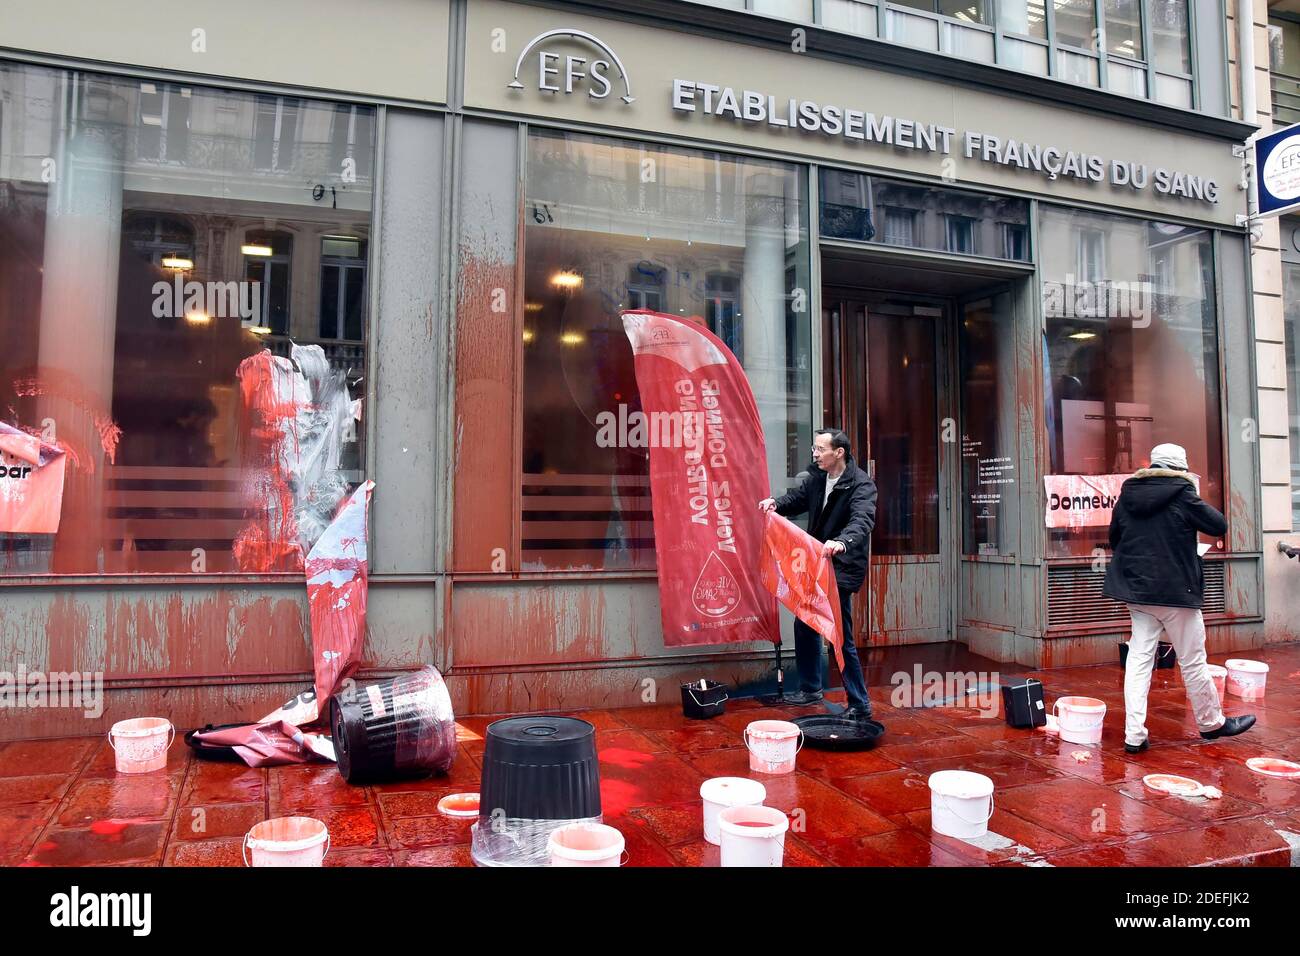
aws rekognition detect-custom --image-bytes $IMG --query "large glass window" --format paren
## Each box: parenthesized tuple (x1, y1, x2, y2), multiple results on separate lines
(1052, 0, 1099, 49)
(1283, 261, 1300, 529)
(819, 169, 1031, 262)
(960, 291, 1020, 556)
(868, 303, 940, 554)
(1041, 207, 1225, 558)
(521, 129, 812, 571)
(1270, 16, 1300, 127)
(999, 0, 1048, 39)
(0, 62, 374, 574)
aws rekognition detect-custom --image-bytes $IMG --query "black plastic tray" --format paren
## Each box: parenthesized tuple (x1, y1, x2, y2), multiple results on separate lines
(791, 714, 885, 751)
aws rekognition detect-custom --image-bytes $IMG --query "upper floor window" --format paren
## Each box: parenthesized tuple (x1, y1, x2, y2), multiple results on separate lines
(700, 0, 1201, 107)
(136, 82, 191, 163)
(254, 95, 300, 171)
(1270, 16, 1300, 127)
(946, 215, 975, 254)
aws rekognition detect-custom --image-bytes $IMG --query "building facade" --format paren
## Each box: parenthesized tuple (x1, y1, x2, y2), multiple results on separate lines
(0, 0, 1282, 738)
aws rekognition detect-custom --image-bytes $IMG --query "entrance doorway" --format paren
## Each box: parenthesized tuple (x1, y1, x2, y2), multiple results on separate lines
(820, 247, 1030, 651)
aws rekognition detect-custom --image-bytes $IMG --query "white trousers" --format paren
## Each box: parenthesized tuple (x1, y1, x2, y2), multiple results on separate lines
(1124, 603, 1225, 747)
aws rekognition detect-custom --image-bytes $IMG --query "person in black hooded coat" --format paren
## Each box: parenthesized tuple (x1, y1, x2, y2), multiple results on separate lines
(1102, 442, 1253, 753)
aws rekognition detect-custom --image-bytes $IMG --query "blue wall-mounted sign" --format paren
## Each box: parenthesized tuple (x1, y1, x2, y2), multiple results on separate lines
(1255, 122, 1300, 218)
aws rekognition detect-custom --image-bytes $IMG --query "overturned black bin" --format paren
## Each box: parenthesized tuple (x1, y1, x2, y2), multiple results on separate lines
(330, 666, 457, 784)
(478, 716, 601, 821)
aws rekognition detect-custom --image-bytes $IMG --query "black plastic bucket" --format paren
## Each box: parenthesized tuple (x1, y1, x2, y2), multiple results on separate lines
(680, 680, 728, 719)
(478, 716, 600, 821)
(330, 667, 457, 784)
(1118, 641, 1176, 669)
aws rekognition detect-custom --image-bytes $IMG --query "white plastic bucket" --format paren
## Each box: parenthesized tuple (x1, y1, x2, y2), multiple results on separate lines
(700, 777, 767, 846)
(108, 717, 174, 774)
(1205, 664, 1228, 703)
(1053, 696, 1106, 746)
(243, 816, 330, 867)
(548, 822, 626, 867)
(717, 805, 789, 867)
(1225, 659, 1269, 701)
(928, 770, 995, 840)
(744, 720, 803, 775)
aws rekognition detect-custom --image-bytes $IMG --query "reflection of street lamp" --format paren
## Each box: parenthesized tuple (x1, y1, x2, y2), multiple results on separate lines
(185, 311, 210, 325)
(1068, 330, 1097, 340)
(241, 244, 273, 257)
(560, 332, 586, 346)
(551, 271, 583, 290)
(161, 256, 193, 271)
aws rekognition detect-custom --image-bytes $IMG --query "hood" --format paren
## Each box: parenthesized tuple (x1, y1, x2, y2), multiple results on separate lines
(1121, 468, 1193, 517)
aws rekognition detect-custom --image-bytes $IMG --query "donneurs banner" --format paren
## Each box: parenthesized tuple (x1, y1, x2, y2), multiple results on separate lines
(620, 310, 778, 648)
(1044, 472, 1200, 528)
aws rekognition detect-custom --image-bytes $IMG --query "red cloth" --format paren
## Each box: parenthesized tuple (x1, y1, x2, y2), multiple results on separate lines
(761, 511, 845, 671)
(621, 310, 779, 647)
(190, 720, 328, 767)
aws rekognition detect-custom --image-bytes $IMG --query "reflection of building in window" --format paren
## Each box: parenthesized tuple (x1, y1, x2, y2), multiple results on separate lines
(946, 215, 975, 254)
(330, 104, 374, 181)
(1077, 227, 1106, 283)
(243, 231, 292, 334)
(136, 82, 191, 163)
(319, 236, 367, 341)
(706, 271, 740, 356)
(1002, 223, 1029, 260)
(254, 95, 300, 171)
(125, 214, 195, 267)
(625, 262, 664, 310)
(708, 154, 739, 223)
(626, 143, 665, 215)
(883, 208, 915, 246)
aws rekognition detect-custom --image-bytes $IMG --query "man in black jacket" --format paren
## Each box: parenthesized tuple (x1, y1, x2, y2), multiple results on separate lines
(759, 428, 877, 720)
(1103, 442, 1254, 753)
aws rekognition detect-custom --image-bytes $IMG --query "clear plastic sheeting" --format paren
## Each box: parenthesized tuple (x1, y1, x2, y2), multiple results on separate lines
(470, 815, 604, 867)
(287, 344, 352, 552)
(331, 666, 458, 783)
(233, 345, 355, 571)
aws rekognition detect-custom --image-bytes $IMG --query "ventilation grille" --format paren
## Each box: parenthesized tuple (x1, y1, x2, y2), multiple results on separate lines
(1047, 563, 1226, 629)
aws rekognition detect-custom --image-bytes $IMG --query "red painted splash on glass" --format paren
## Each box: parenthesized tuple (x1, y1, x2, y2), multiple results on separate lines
(233, 350, 304, 572)
(9, 368, 122, 469)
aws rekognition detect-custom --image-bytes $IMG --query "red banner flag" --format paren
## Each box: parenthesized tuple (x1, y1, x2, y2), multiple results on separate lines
(761, 511, 845, 671)
(621, 310, 778, 647)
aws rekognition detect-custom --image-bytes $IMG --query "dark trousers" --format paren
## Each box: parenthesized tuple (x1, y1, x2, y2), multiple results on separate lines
(793, 585, 870, 712)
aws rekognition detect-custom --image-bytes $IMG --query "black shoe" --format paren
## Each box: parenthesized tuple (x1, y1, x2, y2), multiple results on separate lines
(1200, 715, 1256, 740)
(843, 706, 873, 722)
(1124, 740, 1149, 754)
(781, 690, 824, 706)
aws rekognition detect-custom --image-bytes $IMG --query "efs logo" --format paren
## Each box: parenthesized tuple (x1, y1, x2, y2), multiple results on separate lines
(507, 29, 635, 104)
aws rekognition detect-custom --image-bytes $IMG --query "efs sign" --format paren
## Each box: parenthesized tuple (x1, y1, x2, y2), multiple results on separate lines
(507, 29, 635, 103)
(1256, 122, 1300, 218)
